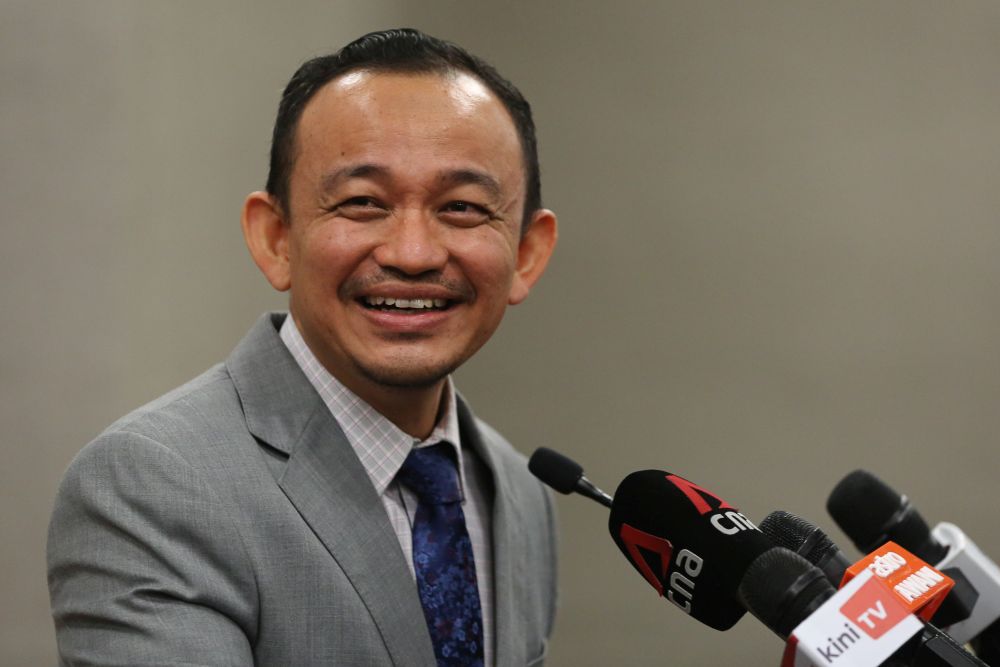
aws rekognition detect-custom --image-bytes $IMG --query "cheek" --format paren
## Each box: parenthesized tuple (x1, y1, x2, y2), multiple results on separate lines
(448, 227, 519, 288)
(292, 225, 374, 280)
(460, 247, 517, 298)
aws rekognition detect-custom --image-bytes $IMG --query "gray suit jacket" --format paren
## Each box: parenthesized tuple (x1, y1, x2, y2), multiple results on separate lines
(48, 313, 557, 666)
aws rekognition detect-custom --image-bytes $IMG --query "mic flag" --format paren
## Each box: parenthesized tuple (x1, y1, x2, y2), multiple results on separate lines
(609, 470, 773, 631)
(841, 541, 954, 622)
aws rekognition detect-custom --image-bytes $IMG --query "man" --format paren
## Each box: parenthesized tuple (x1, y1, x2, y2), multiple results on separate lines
(48, 29, 558, 666)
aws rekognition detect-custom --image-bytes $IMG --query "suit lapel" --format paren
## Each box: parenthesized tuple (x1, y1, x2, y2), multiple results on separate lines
(278, 408, 437, 666)
(457, 398, 527, 667)
(227, 314, 436, 667)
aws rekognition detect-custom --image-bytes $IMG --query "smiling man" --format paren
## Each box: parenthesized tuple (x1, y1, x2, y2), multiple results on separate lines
(48, 29, 558, 667)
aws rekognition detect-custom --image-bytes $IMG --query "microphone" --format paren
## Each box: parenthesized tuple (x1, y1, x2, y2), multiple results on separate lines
(759, 510, 851, 586)
(528, 447, 613, 508)
(752, 510, 985, 667)
(608, 469, 775, 630)
(608, 472, 979, 664)
(763, 509, 970, 629)
(828, 470, 999, 650)
(739, 545, 987, 666)
(606, 468, 983, 664)
(828, 470, 947, 561)
(737, 546, 837, 638)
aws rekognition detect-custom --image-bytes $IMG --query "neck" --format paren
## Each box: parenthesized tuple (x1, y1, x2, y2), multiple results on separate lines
(354, 380, 447, 440)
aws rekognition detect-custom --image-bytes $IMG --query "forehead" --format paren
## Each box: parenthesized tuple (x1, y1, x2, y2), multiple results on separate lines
(292, 69, 524, 185)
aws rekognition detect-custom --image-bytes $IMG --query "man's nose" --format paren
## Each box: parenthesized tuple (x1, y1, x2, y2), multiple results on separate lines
(372, 209, 449, 275)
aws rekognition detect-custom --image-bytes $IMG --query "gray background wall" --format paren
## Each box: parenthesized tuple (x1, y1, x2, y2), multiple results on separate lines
(4, 1, 1000, 664)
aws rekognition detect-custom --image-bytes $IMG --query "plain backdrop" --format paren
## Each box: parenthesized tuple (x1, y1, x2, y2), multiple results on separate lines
(4, 1, 1000, 664)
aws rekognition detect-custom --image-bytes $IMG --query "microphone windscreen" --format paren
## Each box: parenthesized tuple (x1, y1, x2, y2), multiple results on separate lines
(827, 469, 902, 552)
(738, 547, 836, 639)
(759, 510, 851, 586)
(528, 447, 582, 494)
(609, 470, 773, 630)
(827, 469, 944, 562)
(760, 511, 820, 552)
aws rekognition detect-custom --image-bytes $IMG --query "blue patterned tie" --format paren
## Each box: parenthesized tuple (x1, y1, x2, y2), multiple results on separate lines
(397, 443, 484, 667)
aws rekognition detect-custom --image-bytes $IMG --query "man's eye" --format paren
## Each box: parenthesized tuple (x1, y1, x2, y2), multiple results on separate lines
(340, 196, 381, 208)
(440, 201, 492, 223)
(331, 197, 387, 219)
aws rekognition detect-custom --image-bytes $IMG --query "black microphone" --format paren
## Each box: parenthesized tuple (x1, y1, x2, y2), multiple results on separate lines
(608, 469, 775, 630)
(760, 510, 852, 586)
(738, 546, 837, 639)
(828, 470, 947, 561)
(828, 470, 989, 640)
(528, 447, 612, 508)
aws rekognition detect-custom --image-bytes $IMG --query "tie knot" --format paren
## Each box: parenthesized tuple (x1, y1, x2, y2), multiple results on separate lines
(397, 443, 462, 505)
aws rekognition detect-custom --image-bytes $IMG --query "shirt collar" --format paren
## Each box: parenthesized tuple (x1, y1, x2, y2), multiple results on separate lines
(278, 314, 466, 498)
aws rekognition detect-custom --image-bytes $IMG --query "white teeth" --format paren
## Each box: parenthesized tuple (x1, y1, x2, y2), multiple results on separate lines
(364, 296, 448, 310)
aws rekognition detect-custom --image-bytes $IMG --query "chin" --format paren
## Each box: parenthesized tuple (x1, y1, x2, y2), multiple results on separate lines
(356, 359, 463, 389)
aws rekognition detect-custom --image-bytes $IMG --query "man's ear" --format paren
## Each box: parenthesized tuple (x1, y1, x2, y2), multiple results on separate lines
(508, 208, 558, 305)
(241, 191, 292, 292)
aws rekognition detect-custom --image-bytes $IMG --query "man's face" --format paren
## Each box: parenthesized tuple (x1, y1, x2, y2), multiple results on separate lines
(274, 70, 542, 394)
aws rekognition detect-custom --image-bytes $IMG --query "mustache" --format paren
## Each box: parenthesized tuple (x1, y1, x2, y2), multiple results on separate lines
(341, 269, 475, 300)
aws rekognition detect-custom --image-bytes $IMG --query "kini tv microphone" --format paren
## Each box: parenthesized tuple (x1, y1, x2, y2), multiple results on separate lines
(739, 546, 986, 667)
(608, 469, 776, 630)
(752, 511, 984, 667)
(528, 447, 613, 508)
(828, 470, 1000, 649)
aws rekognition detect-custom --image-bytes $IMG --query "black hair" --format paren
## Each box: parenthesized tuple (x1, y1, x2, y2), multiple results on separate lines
(266, 28, 541, 227)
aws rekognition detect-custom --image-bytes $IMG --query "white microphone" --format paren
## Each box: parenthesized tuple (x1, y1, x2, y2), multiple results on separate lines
(930, 522, 1000, 647)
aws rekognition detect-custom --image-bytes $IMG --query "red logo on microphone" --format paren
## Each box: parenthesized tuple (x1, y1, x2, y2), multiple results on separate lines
(666, 474, 735, 515)
(839, 575, 911, 639)
(619, 523, 673, 596)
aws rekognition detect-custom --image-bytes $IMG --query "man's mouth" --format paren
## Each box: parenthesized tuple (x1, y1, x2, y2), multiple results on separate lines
(361, 296, 453, 311)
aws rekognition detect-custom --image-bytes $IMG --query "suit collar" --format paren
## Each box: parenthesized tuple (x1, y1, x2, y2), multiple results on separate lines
(225, 312, 314, 457)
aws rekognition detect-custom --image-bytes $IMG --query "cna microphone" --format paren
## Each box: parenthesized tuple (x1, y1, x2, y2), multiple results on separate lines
(828, 470, 1000, 652)
(528, 447, 613, 508)
(608, 469, 776, 630)
(531, 456, 768, 628)
(536, 458, 794, 631)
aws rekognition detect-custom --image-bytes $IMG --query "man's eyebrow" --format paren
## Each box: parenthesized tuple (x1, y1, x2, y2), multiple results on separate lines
(437, 169, 502, 200)
(319, 164, 390, 192)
